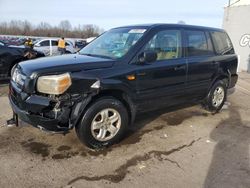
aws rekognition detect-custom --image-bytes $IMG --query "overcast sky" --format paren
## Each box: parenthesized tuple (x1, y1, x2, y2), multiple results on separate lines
(0, 0, 228, 30)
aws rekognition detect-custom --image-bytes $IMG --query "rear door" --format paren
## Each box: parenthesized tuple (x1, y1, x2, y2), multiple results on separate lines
(184, 30, 217, 100)
(134, 29, 187, 111)
(51, 40, 59, 55)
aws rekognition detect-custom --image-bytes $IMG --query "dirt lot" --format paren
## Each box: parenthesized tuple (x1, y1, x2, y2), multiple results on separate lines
(0, 73, 250, 188)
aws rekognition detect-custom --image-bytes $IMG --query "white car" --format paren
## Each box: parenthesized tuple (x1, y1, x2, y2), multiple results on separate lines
(33, 39, 75, 56)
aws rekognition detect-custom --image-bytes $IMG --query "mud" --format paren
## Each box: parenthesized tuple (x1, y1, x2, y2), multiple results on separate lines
(161, 110, 209, 126)
(68, 138, 201, 184)
(57, 145, 71, 151)
(52, 151, 79, 160)
(21, 141, 51, 158)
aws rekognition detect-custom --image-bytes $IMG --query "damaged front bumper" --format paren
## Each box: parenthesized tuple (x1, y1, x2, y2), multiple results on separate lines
(9, 81, 91, 133)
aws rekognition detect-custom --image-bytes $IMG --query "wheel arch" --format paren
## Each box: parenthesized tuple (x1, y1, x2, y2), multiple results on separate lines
(89, 89, 136, 126)
(74, 89, 136, 128)
(210, 69, 231, 91)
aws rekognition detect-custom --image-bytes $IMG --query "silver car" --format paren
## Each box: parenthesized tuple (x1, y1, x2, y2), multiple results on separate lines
(33, 39, 75, 56)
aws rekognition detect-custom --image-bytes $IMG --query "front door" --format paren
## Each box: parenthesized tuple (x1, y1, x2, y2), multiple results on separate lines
(134, 29, 187, 111)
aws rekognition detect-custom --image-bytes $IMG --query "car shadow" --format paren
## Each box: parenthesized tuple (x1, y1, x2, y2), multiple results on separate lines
(0, 79, 9, 85)
(203, 106, 250, 188)
(119, 102, 208, 146)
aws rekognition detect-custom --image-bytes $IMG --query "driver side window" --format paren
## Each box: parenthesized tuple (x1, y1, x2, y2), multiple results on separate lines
(144, 30, 181, 61)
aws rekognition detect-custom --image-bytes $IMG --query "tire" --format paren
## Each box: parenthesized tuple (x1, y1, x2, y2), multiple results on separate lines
(203, 80, 227, 113)
(75, 97, 129, 149)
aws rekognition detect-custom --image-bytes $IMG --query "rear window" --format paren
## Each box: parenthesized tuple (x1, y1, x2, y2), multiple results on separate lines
(210, 31, 234, 55)
(186, 30, 214, 57)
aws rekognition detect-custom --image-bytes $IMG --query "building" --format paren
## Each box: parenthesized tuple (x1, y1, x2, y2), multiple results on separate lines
(223, 0, 250, 72)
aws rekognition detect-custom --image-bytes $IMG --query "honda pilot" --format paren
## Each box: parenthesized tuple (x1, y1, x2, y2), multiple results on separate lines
(9, 24, 238, 148)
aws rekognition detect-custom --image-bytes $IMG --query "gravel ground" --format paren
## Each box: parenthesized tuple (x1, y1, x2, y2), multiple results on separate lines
(0, 73, 250, 188)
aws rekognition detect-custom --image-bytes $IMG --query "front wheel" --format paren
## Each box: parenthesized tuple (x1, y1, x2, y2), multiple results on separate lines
(203, 80, 227, 113)
(75, 97, 129, 149)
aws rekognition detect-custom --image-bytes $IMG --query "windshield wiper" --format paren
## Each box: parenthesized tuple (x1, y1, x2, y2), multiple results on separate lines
(81, 53, 114, 60)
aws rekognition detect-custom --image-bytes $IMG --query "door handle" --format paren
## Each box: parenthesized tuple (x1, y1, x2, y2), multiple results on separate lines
(174, 65, 185, 71)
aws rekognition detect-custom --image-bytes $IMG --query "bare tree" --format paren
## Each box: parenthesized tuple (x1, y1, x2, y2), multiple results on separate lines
(0, 20, 103, 38)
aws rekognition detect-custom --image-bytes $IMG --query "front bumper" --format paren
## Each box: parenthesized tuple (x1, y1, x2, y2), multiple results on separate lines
(8, 81, 83, 133)
(9, 96, 66, 132)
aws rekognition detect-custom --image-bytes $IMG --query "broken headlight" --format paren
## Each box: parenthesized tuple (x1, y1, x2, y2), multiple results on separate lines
(37, 73, 72, 95)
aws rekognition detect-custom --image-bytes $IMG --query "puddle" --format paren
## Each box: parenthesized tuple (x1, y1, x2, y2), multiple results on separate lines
(21, 141, 51, 158)
(57, 145, 71, 151)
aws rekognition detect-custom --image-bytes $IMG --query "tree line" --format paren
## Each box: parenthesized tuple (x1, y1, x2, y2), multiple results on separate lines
(0, 20, 104, 39)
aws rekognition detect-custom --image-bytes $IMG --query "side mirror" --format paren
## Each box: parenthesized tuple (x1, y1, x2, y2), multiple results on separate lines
(34, 43, 41, 47)
(138, 51, 157, 64)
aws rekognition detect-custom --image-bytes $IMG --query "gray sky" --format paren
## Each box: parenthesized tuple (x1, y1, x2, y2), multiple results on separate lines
(0, 0, 228, 30)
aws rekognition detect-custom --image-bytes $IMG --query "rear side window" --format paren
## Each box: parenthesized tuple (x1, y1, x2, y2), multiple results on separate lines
(186, 30, 214, 57)
(210, 31, 234, 55)
(52, 40, 58, 46)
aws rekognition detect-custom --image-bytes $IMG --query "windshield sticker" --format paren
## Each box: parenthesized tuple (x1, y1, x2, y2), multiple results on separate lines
(128, 29, 146, 34)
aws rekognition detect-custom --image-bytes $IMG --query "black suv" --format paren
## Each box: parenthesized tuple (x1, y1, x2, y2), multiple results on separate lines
(9, 24, 238, 148)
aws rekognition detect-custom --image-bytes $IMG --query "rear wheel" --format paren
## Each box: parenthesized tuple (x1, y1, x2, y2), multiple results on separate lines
(203, 80, 227, 113)
(75, 97, 129, 149)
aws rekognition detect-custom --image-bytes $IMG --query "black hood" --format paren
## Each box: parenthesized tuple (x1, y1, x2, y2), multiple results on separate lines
(19, 54, 115, 77)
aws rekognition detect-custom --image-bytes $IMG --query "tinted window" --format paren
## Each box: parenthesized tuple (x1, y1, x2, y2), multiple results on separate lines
(52, 40, 58, 46)
(39, 40, 50, 46)
(186, 30, 214, 57)
(211, 31, 234, 55)
(144, 30, 181, 60)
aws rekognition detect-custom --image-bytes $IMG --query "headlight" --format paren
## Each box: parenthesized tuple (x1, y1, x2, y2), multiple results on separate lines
(37, 73, 72, 95)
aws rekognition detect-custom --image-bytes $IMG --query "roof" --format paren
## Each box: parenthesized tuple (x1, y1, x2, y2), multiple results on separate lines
(113, 23, 223, 32)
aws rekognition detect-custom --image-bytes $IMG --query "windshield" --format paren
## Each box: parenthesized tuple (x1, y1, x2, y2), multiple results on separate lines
(0, 41, 5, 46)
(79, 28, 147, 59)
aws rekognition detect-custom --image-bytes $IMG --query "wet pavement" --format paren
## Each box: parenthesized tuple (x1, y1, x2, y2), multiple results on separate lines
(0, 73, 250, 188)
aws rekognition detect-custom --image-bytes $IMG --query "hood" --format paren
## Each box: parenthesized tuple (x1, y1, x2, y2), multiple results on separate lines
(19, 54, 115, 77)
(6, 45, 26, 56)
(8, 45, 26, 49)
